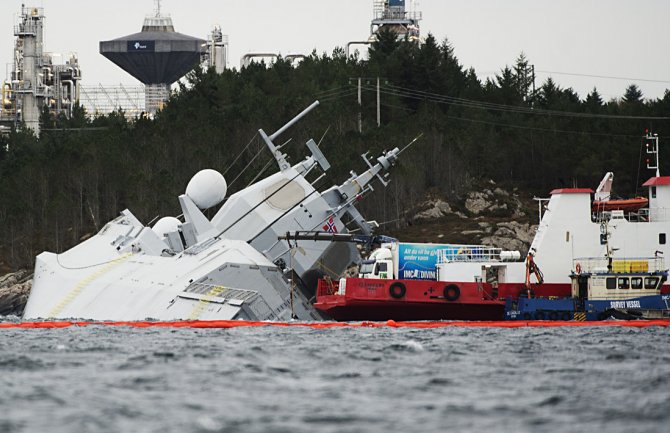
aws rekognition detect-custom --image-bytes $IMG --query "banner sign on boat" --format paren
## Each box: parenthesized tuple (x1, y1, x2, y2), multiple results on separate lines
(398, 243, 443, 280)
(398, 243, 489, 280)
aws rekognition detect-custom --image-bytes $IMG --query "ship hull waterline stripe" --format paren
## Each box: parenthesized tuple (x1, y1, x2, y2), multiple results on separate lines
(1, 319, 670, 329)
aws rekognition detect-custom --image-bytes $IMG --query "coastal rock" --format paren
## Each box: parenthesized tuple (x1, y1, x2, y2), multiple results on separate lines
(480, 221, 537, 254)
(478, 222, 494, 234)
(413, 199, 452, 220)
(0, 270, 32, 316)
(465, 191, 492, 215)
(465, 188, 527, 218)
(461, 230, 485, 236)
(493, 188, 509, 197)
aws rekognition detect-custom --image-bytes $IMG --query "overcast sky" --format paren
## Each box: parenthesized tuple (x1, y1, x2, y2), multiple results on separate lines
(2, 0, 669, 100)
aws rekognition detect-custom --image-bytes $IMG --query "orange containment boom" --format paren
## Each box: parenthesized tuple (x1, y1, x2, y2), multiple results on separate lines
(1, 319, 670, 329)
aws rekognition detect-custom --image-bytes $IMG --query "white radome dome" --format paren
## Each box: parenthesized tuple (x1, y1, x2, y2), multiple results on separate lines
(152, 216, 181, 238)
(185, 169, 227, 210)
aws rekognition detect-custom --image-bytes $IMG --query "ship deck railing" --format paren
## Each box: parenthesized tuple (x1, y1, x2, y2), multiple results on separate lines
(573, 256, 667, 274)
(373, 10, 422, 22)
(594, 207, 670, 223)
(317, 278, 341, 297)
(437, 245, 504, 264)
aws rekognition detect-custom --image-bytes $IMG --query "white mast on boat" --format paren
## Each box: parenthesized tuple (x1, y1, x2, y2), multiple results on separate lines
(646, 131, 661, 177)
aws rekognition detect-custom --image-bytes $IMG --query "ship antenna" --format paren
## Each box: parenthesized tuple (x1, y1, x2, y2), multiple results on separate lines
(398, 132, 424, 156)
(154, 0, 162, 17)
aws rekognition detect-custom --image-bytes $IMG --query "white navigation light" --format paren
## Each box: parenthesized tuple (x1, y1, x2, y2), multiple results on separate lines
(152, 216, 181, 238)
(186, 169, 227, 210)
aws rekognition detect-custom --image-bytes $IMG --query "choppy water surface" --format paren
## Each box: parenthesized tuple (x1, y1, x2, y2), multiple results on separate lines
(0, 322, 669, 433)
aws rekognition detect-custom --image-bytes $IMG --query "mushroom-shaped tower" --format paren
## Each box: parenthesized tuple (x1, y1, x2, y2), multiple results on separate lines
(99, 1, 205, 113)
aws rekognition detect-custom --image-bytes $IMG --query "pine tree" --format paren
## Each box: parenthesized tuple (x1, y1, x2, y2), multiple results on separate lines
(622, 84, 643, 103)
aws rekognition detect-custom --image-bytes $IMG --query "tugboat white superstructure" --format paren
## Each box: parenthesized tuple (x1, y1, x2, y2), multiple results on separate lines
(434, 132, 670, 299)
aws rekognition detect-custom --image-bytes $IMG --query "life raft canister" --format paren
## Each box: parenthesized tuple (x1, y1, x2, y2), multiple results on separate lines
(443, 284, 460, 301)
(389, 282, 406, 299)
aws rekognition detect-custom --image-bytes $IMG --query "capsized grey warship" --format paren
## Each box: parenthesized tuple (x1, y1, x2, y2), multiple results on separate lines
(23, 102, 403, 321)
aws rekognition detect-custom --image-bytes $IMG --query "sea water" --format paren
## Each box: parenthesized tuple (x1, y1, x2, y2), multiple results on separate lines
(0, 323, 669, 433)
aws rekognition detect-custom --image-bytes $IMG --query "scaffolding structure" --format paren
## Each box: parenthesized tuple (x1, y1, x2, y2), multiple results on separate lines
(79, 84, 145, 117)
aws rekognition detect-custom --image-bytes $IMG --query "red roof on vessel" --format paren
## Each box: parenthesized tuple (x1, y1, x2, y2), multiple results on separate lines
(642, 177, 670, 186)
(550, 188, 593, 195)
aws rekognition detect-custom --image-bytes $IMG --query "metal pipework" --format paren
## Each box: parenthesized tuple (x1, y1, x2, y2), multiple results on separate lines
(346, 41, 371, 58)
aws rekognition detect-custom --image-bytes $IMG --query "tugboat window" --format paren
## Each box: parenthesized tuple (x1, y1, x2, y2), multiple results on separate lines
(617, 278, 630, 289)
(644, 277, 659, 290)
(606, 278, 617, 290)
(631, 277, 643, 289)
(661, 233, 667, 245)
(651, 186, 656, 198)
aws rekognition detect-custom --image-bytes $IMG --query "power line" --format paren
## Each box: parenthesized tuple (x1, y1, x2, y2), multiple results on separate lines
(378, 100, 648, 139)
(317, 81, 670, 137)
(535, 70, 670, 85)
(367, 83, 670, 120)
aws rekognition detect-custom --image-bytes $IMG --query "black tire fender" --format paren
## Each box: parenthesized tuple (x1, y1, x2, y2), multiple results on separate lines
(389, 282, 406, 299)
(534, 311, 546, 320)
(443, 284, 461, 302)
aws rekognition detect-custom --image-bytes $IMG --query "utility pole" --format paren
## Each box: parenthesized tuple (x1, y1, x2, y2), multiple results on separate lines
(531, 64, 536, 106)
(376, 76, 380, 127)
(358, 77, 362, 133)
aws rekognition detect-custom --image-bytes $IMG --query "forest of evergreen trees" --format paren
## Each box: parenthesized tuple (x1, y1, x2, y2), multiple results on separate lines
(1, 29, 669, 271)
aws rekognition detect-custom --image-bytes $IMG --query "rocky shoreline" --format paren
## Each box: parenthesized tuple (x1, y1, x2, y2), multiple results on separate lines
(0, 270, 32, 317)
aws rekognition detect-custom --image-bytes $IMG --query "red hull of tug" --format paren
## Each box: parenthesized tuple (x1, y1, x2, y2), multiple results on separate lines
(314, 278, 572, 322)
(314, 278, 670, 322)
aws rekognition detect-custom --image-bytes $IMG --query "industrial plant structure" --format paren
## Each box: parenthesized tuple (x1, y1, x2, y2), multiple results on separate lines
(0, 5, 82, 135)
(99, 2, 207, 114)
(370, 0, 422, 42)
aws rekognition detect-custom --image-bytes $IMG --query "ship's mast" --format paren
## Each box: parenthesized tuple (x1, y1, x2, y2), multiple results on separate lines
(645, 131, 661, 177)
(600, 221, 614, 271)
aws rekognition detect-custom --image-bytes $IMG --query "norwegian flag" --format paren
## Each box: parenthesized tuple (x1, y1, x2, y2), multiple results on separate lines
(322, 216, 338, 233)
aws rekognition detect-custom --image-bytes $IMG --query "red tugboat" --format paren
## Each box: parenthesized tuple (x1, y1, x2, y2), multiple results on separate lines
(311, 133, 670, 321)
(314, 243, 522, 321)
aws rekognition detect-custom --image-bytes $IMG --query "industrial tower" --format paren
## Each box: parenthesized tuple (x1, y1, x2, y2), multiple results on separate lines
(0, 6, 82, 135)
(370, 0, 422, 42)
(99, 1, 206, 114)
